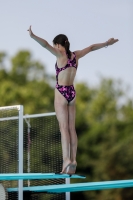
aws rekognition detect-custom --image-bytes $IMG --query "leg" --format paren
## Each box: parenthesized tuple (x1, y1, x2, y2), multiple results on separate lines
(54, 89, 71, 173)
(67, 97, 78, 174)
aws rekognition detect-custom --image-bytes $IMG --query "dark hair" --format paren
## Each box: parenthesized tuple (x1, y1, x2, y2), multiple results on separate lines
(53, 34, 71, 59)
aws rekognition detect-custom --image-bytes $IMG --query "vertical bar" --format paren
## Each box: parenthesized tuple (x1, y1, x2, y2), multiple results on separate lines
(18, 105, 23, 200)
(65, 178, 70, 200)
(66, 143, 70, 200)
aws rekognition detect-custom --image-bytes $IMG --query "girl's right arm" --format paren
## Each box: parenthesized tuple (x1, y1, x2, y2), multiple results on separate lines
(27, 26, 61, 57)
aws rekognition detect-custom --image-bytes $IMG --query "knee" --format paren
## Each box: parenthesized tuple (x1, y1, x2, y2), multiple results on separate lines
(59, 123, 69, 133)
(68, 126, 76, 134)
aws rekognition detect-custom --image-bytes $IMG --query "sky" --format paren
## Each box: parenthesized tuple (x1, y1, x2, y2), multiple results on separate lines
(0, 0, 133, 98)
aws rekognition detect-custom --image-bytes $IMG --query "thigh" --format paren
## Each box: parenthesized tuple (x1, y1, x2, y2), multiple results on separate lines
(68, 97, 76, 130)
(54, 89, 69, 128)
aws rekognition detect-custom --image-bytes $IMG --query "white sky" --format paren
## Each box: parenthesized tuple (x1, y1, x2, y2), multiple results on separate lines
(0, 0, 133, 97)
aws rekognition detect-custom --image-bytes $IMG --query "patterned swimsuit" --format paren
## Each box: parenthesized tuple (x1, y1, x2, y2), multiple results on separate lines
(55, 52, 77, 103)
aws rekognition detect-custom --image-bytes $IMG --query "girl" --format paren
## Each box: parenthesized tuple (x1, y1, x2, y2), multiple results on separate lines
(28, 26, 118, 174)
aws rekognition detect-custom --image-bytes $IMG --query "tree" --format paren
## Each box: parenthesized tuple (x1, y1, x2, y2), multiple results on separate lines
(0, 52, 6, 69)
(0, 50, 54, 113)
(0, 50, 133, 200)
(72, 79, 133, 200)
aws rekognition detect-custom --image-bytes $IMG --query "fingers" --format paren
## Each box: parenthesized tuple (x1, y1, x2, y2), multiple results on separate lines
(109, 38, 118, 41)
(113, 39, 119, 43)
(108, 38, 119, 45)
(113, 38, 119, 42)
(27, 25, 32, 31)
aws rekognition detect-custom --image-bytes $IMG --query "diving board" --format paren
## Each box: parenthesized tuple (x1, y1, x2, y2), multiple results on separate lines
(0, 173, 85, 181)
(7, 179, 133, 193)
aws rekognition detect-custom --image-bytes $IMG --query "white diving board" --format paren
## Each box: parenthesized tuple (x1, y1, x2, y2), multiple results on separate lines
(7, 179, 133, 193)
(0, 173, 85, 181)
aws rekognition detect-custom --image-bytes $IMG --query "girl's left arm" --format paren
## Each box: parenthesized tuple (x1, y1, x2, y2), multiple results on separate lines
(75, 38, 119, 59)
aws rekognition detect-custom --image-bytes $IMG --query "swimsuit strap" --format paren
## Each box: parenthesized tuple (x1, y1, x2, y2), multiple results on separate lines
(55, 52, 77, 83)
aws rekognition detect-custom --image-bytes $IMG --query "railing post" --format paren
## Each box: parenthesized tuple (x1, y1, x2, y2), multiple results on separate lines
(18, 105, 23, 200)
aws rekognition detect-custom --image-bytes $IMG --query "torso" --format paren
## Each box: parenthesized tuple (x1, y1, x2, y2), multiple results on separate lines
(55, 52, 78, 86)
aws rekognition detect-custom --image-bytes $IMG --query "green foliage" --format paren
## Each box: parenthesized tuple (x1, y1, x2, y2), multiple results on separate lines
(10, 51, 47, 84)
(0, 52, 7, 69)
(0, 50, 133, 199)
(73, 79, 133, 200)
(0, 50, 54, 113)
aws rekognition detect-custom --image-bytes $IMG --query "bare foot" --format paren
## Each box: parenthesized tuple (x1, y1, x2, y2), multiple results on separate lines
(66, 161, 77, 175)
(60, 159, 71, 174)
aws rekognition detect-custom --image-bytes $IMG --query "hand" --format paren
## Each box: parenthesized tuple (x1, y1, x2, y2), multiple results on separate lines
(107, 38, 119, 46)
(27, 25, 33, 37)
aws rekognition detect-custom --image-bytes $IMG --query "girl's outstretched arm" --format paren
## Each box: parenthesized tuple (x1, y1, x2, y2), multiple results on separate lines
(27, 26, 61, 56)
(75, 38, 119, 59)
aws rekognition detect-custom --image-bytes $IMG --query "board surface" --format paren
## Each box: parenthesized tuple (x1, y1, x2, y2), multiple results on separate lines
(0, 173, 86, 180)
(7, 179, 133, 193)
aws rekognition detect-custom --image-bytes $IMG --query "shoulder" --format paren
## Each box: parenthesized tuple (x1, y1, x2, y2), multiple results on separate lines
(74, 47, 92, 59)
(73, 51, 80, 60)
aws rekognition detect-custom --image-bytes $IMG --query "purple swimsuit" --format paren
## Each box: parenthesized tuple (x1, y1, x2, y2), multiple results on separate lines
(55, 52, 77, 103)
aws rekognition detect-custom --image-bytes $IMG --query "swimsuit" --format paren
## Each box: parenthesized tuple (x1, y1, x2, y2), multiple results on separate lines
(55, 52, 77, 103)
